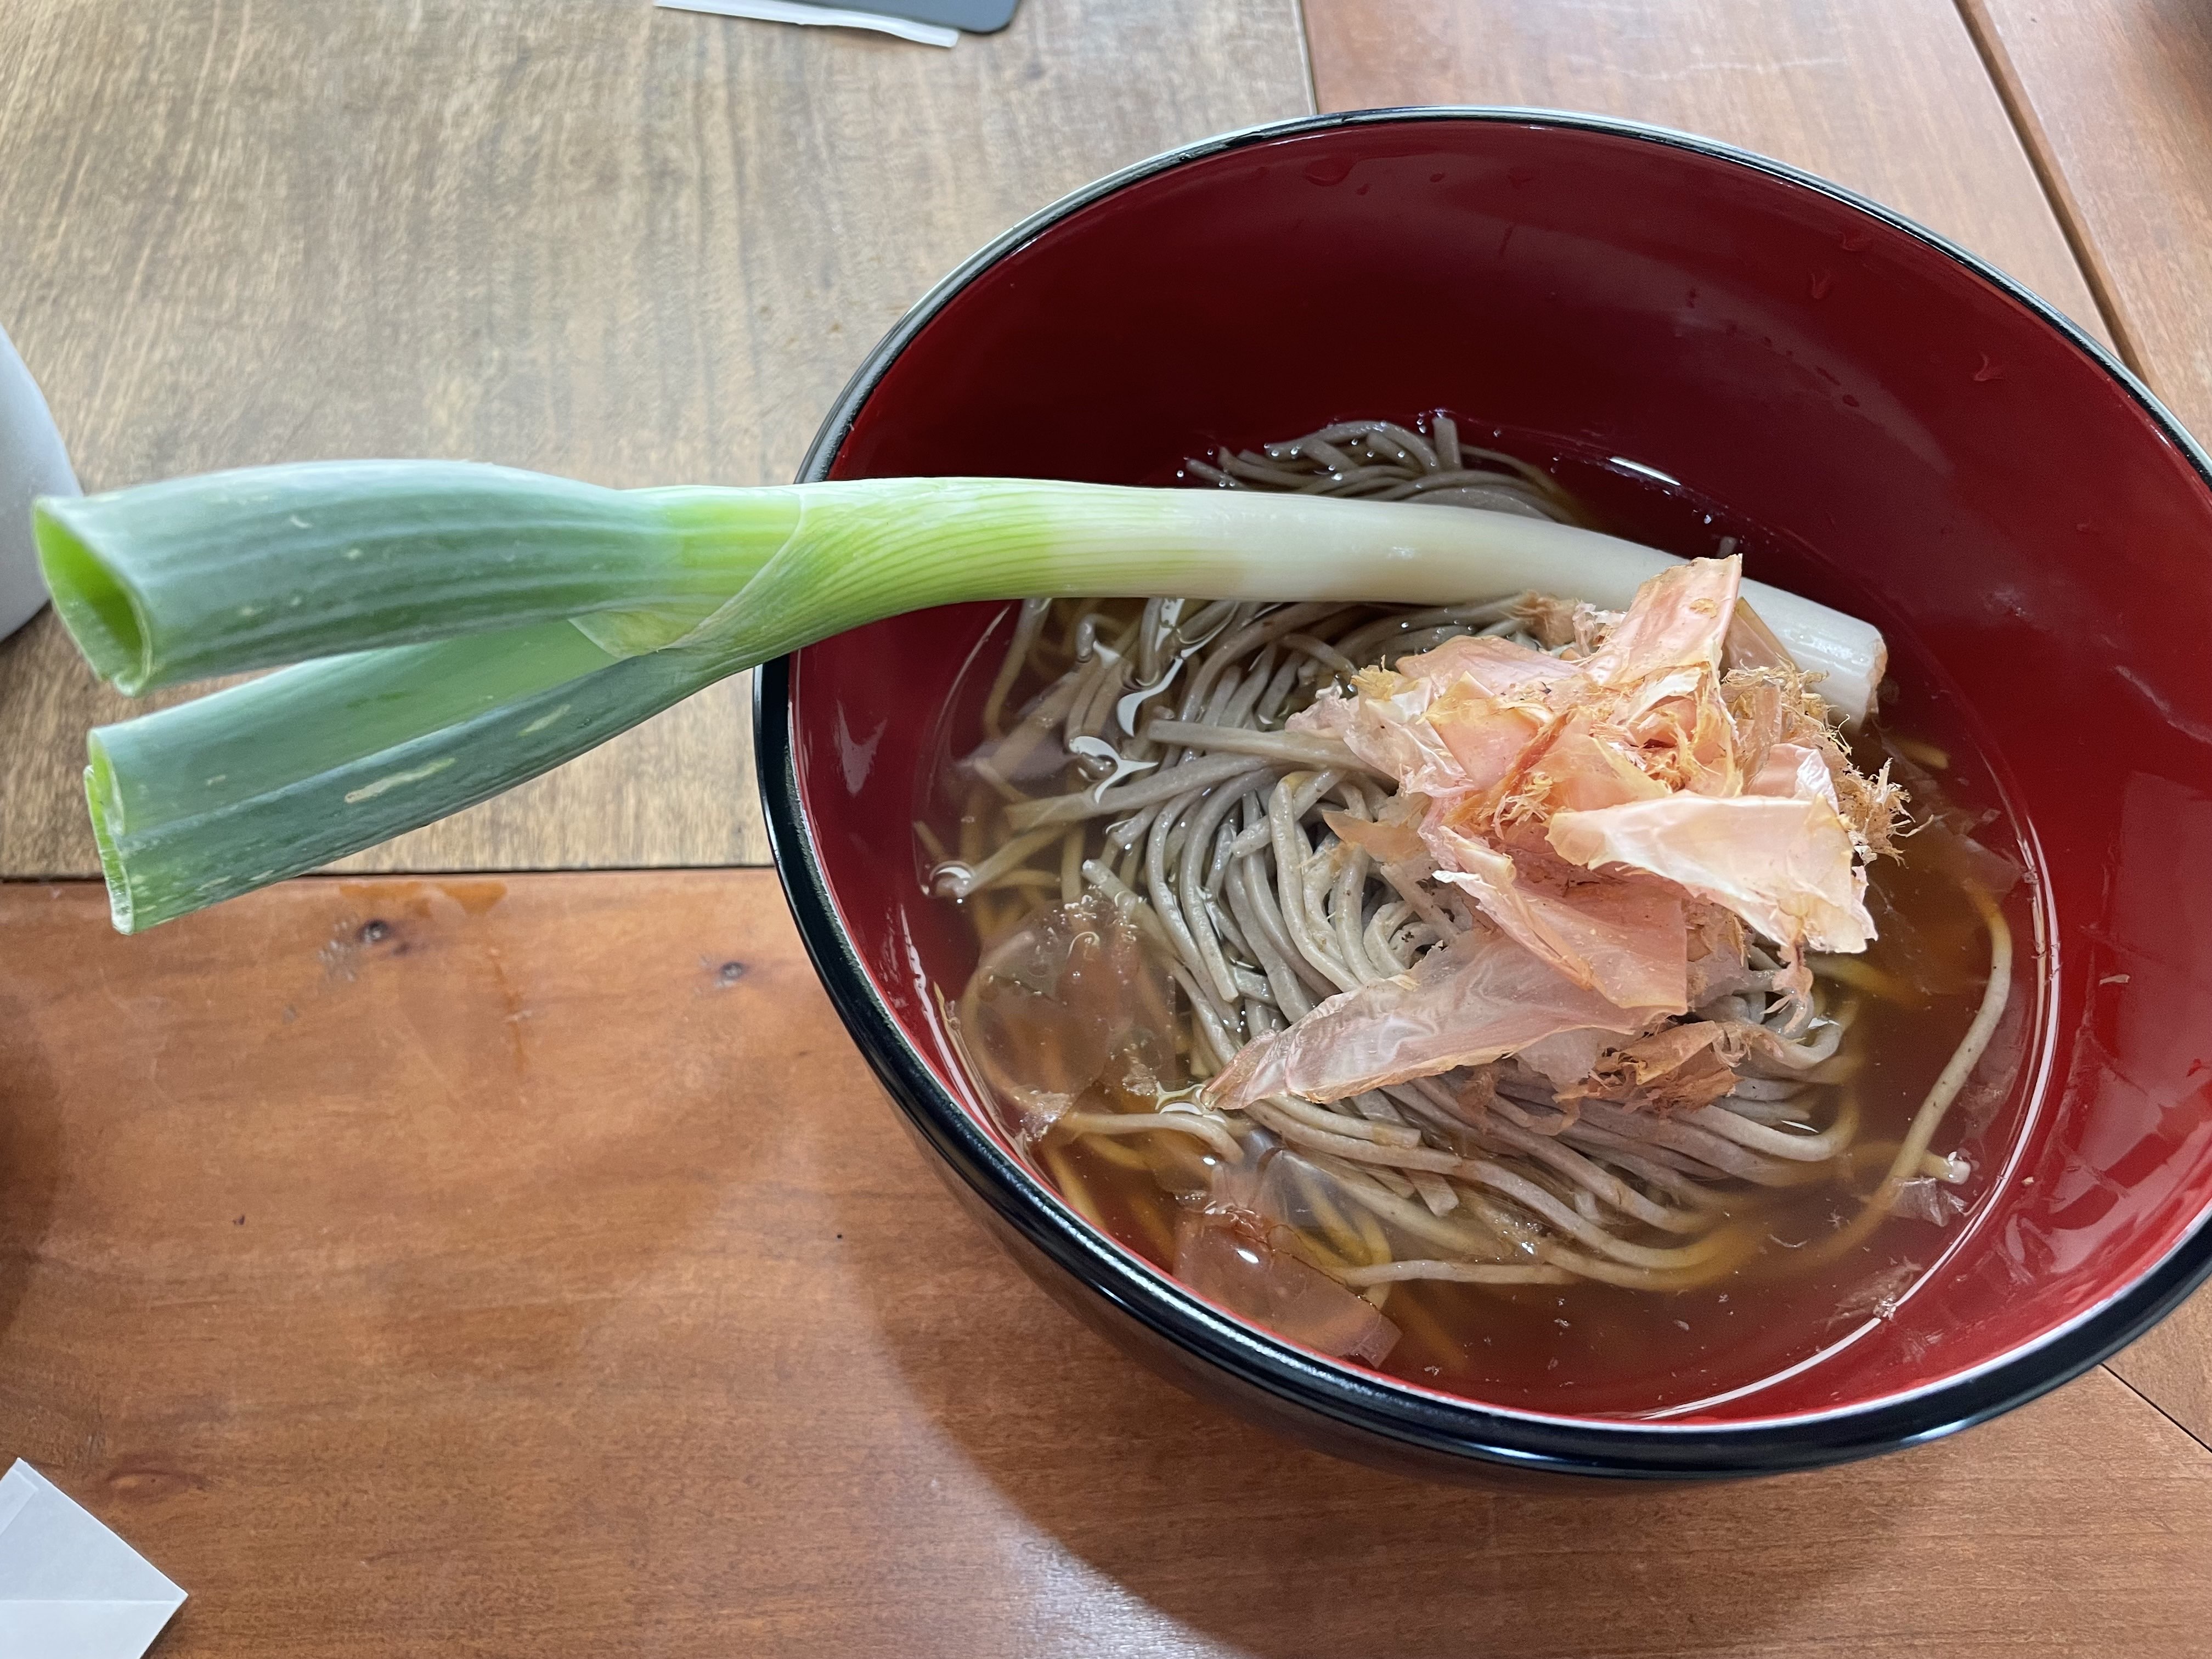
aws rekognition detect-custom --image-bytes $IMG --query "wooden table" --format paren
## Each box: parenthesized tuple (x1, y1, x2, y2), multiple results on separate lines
(2, 3, 2207, 1653)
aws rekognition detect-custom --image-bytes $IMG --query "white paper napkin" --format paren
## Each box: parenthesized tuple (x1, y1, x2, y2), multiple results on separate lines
(657, 0, 959, 48)
(0, 1461, 187, 1658)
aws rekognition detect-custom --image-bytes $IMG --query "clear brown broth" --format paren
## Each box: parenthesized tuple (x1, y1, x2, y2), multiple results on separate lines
(921, 429, 2033, 1418)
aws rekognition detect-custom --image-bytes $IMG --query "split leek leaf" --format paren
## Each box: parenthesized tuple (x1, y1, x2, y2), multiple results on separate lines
(82, 621, 716, 933)
(35, 463, 1888, 933)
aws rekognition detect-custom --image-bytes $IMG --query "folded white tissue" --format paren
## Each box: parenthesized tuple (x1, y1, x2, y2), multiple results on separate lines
(0, 1461, 186, 1659)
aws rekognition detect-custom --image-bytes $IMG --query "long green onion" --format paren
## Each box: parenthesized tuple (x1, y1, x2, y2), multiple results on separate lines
(35, 462, 803, 692)
(35, 462, 1886, 932)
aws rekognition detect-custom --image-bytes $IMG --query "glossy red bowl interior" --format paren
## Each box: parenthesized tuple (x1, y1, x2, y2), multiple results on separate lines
(765, 111, 2212, 1461)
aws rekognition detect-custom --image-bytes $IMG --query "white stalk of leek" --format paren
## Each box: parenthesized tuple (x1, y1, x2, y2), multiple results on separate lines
(35, 463, 1886, 932)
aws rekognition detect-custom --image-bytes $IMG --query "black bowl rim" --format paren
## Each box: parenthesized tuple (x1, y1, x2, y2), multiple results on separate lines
(754, 104, 2212, 1480)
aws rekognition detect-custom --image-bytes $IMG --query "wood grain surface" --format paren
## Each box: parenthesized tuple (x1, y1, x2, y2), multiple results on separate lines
(3, 872, 2209, 1659)
(0, 0, 1311, 880)
(1303, 0, 2111, 349)
(1962, 0, 2212, 441)
(1956, 0, 2212, 1449)
(4, 5, 2211, 1653)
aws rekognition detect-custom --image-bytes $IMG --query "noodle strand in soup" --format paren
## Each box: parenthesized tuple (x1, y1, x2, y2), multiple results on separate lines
(928, 413, 2024, 1414)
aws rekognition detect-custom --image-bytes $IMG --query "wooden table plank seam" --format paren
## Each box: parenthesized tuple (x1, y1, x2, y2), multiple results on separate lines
(5, 870, 2212, 1658)
(2104, 1362, 2212, 1460)
(0, 0, 1314, 884)
(1962, 0, 2212, 452)
(1953, 0, 2151, 375)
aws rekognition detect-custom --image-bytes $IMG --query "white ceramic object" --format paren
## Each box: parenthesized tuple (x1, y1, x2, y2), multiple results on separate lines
(0, 324, 78, 641)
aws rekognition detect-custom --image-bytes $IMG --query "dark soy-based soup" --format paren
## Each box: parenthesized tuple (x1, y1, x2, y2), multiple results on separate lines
(919, 415, 2032, 1418)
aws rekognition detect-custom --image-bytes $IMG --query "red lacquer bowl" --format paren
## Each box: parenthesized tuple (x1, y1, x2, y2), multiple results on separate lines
(756, 109, 2212, 1480)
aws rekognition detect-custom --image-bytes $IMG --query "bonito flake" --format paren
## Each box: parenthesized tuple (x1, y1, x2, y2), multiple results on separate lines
(1211, 554, 1899, 1110)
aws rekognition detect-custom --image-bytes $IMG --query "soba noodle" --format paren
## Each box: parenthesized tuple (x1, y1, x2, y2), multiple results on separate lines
(933, 415, 2012, 1370)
